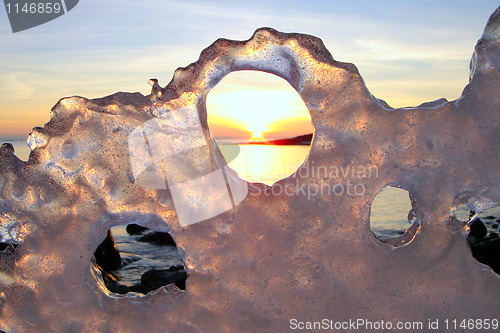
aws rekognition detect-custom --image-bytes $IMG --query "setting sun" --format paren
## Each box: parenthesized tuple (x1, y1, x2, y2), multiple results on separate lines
(249, 125, 268, 140)
(206, 71, 313, 143)
(251, 131, 263, 139)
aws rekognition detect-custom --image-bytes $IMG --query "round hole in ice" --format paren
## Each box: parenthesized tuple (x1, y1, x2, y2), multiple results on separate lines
(206, 70, 314, 186)
(90, 225, 187, 297)
(369, 186, 420, 247)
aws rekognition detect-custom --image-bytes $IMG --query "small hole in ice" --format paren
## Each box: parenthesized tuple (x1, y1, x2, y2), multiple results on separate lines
(369, 186, 420, 247)
(454, 204, 470, 222)
(459, 206, 500, 275)
(91, 225, 187, 295)
(0, 219, 20, 254)
(206, 71, 314, 186)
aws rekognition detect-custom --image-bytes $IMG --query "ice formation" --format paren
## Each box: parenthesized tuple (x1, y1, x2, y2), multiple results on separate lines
(1, 7, 499, 332)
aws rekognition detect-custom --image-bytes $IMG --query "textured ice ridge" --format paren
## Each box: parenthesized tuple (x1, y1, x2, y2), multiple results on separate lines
(0, 6, 499, 332)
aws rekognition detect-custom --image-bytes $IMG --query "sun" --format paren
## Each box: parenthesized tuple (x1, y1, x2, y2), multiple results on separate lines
(249, 126, 267, 140)
(252, 131, 263, 139)
(206, 71, 314, 143)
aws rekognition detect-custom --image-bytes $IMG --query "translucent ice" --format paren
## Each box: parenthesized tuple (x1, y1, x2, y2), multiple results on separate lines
(1, 6, 499, 332)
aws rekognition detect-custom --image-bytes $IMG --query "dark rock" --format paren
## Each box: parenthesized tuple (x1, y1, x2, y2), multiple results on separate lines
(128, 284, 151, 294)
(92, 260, 134, 295)
(484, 215, 496, 220)
(92, 259, 123, 293)
(99, 268, 120, 286)
(141, 266, 187, 291)
(138, 231, 176, 246)
(1, 143, 14, 153)
(467, 218, 488, 242)
(96, 264, 151, 295)
(126, 223, 148, 235)
(470, 237, 500, 274)
(0, 243, 17, 252)
(93, 230, 121, 271)
(106, 283, 131, 295)
(0, 243, 17, 271)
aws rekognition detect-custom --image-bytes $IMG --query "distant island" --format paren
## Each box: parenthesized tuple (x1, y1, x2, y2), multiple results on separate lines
(245, 133, 313, 145)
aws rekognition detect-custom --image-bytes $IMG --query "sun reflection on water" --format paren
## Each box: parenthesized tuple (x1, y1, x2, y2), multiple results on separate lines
(220, 144, 310, 186)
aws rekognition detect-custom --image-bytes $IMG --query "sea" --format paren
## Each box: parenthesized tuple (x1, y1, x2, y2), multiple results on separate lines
(4, 139, 499, 290)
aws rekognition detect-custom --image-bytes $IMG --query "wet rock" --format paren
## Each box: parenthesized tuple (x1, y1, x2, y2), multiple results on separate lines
(470, 237, 500, 274)
(141, 266, 187, 291)
(138, 231, 176, 246)
(0, 243, 17, 271)
(127, 284, 151, 294)
(106, 283, 130, 295)
(126, 223, 148, 235)
(90, 258, 122, 293)
(99, 268, 120, 286)
(93, 230, 121, 271)
(467, 218, 488, 242)
(0, 243, 17, 252)
(97, 265, 150, 295)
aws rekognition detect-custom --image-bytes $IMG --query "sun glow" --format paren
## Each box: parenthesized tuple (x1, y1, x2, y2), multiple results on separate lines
(251, 131, 263, 139)
(207, 71, 313, 142)
(249, 125, 268, 140)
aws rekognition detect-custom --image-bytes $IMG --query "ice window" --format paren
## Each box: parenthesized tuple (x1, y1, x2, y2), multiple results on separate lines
(207, 71, 314, 186)
(370, 186, 420, 247)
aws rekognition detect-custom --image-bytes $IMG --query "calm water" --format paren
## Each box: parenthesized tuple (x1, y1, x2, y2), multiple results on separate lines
(221, 144, 310, 185)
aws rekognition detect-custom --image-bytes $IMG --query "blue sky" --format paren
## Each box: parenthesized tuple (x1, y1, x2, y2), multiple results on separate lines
(0, 0, 498, 138)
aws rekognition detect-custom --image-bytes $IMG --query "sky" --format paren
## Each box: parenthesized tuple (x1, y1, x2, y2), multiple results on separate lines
(0, 0, 498, 140)
(207, 71, 315, 141)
